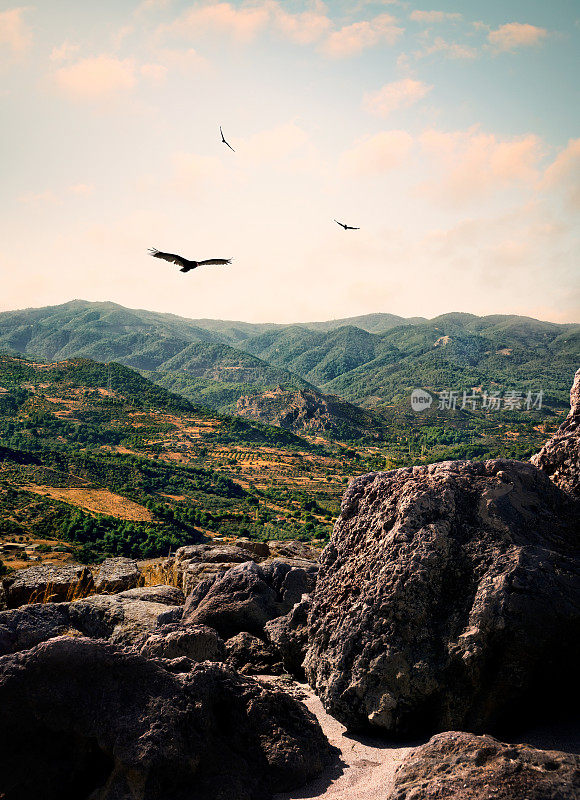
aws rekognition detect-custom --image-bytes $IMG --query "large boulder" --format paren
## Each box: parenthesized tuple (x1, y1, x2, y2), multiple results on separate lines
(225, 631, 282, 675)
(3, 563, 94, 608)
(0, 603, 73, 656)
(116, 584, 184, 605)
(267, 540, 321, 561)
(265, 595, 311, 680)
(531, 367, 580, 498)
(93, 557, 142, 593)
(305, 458, 580, 737)
(0, 636, 333, 800)
(172, 543, 260, 595)
(140, 623, 226, 662)
(68, 592, 180, 648)
(387, 731, 580, 800)
(183, 560, 317, 640)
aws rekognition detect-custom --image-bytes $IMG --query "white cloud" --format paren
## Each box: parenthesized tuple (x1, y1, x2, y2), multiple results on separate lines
(322, 13, 403, 57)
(0, 7, 32, 55)
(363, 78, 432, 117)
(540, 138, 580, 211)
(488, 22, 548, 53)
(409, 10, 462, 23)
(53, 55, 136, 99)
(414, 35, 477, 60)
(50, 41, 80, 63)
(418, 127, 544, 204)
(341, 130, 413, 175)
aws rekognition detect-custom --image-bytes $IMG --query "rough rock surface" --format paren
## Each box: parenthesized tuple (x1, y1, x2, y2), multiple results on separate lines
(265, 595, 311, 680)
(3, 563, 94, 608)
(68, 592, 179, 648)
(0, 602, 74, 656)
(93, 557, 142, 593)
(387, 731, 580, 800)
(140, 623, 226, 662)
(116, 583, 184, 605)
(531, 367, 580, 498)
(183, 559, 317, 640)
(172, 543, 260, 594)
(305, 458, 580, 737)
(225, 631, 283, 675)
(0, 636, 334, 800)
(267, 540, 321, 561)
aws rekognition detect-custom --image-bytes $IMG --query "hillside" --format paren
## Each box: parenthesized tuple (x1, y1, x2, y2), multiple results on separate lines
(0, 300, 576, 419)
(235, 386, 390, 441)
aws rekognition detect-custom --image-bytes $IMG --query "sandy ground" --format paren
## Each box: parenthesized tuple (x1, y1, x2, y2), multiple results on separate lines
(23, 485, 154, 521)
(271, 683, 580, 800)
(272, 685, 424, 800)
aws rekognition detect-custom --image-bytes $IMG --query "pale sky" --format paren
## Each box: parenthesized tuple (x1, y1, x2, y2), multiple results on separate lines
(1, 0, 579, 323)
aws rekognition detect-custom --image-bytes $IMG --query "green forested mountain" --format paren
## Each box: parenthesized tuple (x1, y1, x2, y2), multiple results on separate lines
(0, 301, 577, 416)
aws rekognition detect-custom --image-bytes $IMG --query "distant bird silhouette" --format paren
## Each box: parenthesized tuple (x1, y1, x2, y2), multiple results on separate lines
(148, 248, 231, 273)
(334, 219, 360, 230)
(220, 126, 235, 152)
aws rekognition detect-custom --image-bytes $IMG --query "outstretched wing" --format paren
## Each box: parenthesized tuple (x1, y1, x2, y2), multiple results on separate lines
(334, 219, 346, 228)
(148, 248, 188, 268)
(197, 258, 232, 266)
(346, 225, 360, 230)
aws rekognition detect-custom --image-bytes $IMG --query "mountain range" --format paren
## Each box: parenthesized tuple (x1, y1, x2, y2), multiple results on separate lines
(0, 300, 577, 427)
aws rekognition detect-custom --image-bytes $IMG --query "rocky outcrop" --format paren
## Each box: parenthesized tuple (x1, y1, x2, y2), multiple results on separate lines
(225, 631, 282, 675)
(68, 592, 180, 648)
(267, 540, 321, 561)
(3, 563, 94, 608)
(116, 584, 184, 605)
(387, 731, 580, 800)
(305, 459, 580, 737)
(0, 602, 74, 656)
(531, 367, 580, 498)
(140, 623, 226, 662)
(93, 557, 142, 593)
(172, 543, 260, 595)
(235, 385, 387, 439)
(183, 559, 317, 640)
(0, 636, 333, 800)
(265, 595, 311, 679)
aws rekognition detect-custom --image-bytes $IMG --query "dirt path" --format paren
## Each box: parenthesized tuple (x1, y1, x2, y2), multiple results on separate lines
(272, 685, 423, 800)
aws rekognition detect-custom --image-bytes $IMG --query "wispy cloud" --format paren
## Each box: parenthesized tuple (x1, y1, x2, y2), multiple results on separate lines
(488, 22, 548, 53)
(0, 7, 32, 56)
(50, 41, 81, 63)
(341, 130, 413, 175)
(414, 35, 477, 60)
(53, 55, 137, 99)
(322, 13, 403, 57)
(409, 10, 462, 23)
(363, 78, 432, 117)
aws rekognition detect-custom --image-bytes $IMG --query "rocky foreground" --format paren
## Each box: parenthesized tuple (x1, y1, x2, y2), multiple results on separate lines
(0, 370, 579, 799)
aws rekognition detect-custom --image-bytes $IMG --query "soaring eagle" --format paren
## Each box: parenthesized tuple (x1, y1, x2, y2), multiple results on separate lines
(334, 219, 360, 230)
(220, 126, 235, 152)
(148, 248, 231, 273)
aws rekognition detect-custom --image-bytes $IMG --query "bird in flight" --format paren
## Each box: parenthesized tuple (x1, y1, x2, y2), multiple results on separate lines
(334, 219, 360, 230)
(220, 126, 235, 152)
(148, 248, 231, 273)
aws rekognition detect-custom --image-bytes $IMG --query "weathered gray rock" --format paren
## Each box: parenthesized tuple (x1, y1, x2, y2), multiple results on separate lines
(0, 636, 334, 800)
(117, 584, 184, 605)
(387, 731, 580, 800)
(140, 623, 226, 662)
(265, 595, 311, 680)
(305, 459, 580, 737)
(4, 563, 94, 608)
(0, 603, 73, 656)
(93, 557, 142, 593)
(225, 631, 283, 675)
(235, 538, 271, 559)
(267, 540, 321, 561)
(173, 543, 259, 594)
(68, 593, 179, 648)
(183, 559, 317, 640)
(531, 367, 580, 498)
